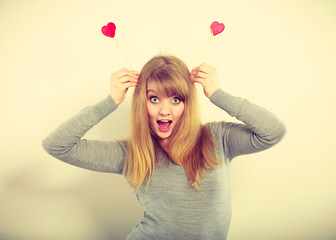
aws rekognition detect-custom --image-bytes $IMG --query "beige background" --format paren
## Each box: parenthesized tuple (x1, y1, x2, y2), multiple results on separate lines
(1, 0, 335, 239)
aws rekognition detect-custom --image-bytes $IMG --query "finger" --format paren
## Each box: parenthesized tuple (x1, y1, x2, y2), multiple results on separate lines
(190, 68, 199, 77)
(195, 71, 207, 79)
(118, 75, 139, 84)
(113, 68, 139, 79)
(190, 72, 196, 82)
(198, 63, 213, 73)
(117, 82, 138, 96)
(112, 68, 129, 79)
(191, 66, 209, 77)
(192, 63, 208, 71)
(121, 70, 139, 80)
(191, 67, 200, 75)
(124, 81, 138, 89)
(190, 71, 199, 81)
(190, 77, 203, 85)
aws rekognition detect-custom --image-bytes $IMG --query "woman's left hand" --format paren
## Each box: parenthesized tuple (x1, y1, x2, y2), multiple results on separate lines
(190, 63, 220, 98)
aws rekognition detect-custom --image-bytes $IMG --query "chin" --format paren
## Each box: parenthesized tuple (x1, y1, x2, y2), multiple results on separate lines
(155, 131, 172, 140)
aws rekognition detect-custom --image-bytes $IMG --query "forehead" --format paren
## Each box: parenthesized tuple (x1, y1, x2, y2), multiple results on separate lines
(146, 77, 187, 100)
(146, 80, 169, 96)
(146, 81, 159, 92)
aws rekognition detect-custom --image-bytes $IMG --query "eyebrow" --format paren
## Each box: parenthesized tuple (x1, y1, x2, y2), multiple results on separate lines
(147, 89, 158, 94)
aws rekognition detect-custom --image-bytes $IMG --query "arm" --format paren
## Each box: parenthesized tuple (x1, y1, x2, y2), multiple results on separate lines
(42, 69, 139, 172)
(42, 96, 125, 173)
(191, 64, 286, 160)
(209, 89, 286, 159)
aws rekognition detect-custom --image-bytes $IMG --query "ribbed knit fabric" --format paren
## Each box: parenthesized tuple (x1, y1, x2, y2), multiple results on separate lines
(42, 89, 286, 240)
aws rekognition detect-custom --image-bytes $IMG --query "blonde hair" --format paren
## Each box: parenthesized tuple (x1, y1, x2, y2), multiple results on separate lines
(123, 55, 221, 190)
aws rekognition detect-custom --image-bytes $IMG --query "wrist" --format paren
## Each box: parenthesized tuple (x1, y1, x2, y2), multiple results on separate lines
(207, 87, 220, 99)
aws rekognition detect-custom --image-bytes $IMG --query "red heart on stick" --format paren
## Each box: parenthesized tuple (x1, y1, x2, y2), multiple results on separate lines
(210, 21, 225, 36)
(102, 22, 116, 38)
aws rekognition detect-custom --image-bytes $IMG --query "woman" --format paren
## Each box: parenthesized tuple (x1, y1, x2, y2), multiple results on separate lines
(42, 55, 286, 239)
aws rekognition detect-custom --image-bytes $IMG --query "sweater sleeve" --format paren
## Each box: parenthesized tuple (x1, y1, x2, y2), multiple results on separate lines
(209, 89, 286, 160)
(42, 95, 126, 174)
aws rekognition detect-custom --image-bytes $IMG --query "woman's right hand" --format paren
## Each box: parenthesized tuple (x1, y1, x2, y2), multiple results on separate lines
(110, 68, 139, 105)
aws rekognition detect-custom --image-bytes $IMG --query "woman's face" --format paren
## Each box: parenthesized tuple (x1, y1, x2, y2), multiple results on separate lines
(146, 81, 185, 142)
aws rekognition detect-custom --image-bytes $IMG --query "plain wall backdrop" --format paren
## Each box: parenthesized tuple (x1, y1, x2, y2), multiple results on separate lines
(1, 0, 335, 239)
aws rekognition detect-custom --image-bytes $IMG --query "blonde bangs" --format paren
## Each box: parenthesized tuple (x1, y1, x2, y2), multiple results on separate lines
(147, 70, 190, 102)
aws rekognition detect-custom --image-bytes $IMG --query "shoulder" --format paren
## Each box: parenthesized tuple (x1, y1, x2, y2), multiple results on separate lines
(204, 121, 244, 142)
(204, 121, 233, 135)
(203, 122, 225, 144)
(113, 139, 128, 152)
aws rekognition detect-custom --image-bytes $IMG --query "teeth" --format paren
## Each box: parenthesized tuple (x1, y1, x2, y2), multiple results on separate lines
(160, 120, 169, 122)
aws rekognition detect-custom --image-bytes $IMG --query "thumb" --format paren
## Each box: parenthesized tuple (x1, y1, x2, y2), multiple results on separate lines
(190, 71, 203, 85)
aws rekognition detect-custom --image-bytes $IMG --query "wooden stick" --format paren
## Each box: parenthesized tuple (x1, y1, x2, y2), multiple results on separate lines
(114, 37, 133, 69)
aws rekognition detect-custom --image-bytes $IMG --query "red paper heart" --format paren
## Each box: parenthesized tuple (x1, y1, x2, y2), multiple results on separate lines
(210, 21, 225, 36)
(102, 22, 116, 38)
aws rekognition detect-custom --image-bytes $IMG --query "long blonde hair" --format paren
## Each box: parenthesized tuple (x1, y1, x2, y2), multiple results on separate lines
(123, 55, 221, 190)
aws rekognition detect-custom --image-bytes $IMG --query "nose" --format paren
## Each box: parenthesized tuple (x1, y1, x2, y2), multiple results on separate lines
(159, 101, 171, 116)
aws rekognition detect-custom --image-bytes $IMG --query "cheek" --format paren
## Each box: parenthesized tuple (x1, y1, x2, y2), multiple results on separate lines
(175, 103, 185, 120)
(146, 102, 156, 122)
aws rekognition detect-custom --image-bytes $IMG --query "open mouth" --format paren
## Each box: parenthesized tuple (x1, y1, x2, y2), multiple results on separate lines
(157, 120, 172, 132)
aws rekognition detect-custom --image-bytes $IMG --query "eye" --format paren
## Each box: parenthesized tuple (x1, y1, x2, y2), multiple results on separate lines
(150, 96, 159, 103)
(172, 97, 181, 104)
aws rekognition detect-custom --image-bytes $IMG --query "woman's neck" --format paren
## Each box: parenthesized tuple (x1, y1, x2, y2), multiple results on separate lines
(158, 138, 182, 165)
(159, 138, 170, 154)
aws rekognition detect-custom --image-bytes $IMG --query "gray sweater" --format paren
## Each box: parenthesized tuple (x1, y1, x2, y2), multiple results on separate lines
(42, 89, 286, 240)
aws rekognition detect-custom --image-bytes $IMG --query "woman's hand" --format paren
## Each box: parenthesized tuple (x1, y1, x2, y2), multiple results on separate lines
(190, 64, 220, 99)
(110, 68, 139, 105)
